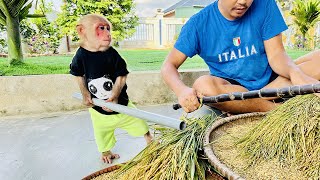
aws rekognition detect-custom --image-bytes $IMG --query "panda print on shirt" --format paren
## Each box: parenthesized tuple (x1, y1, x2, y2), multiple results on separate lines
(88, 75, 113, 100)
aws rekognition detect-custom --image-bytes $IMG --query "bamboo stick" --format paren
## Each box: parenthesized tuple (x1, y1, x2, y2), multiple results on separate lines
(173, 83, 320, 110)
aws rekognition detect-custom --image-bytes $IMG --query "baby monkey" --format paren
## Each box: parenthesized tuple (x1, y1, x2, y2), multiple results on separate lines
(70, 14, 153, 163)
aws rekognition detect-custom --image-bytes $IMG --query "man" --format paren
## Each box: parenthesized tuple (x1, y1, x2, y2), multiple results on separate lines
(161, 0, 320, 114)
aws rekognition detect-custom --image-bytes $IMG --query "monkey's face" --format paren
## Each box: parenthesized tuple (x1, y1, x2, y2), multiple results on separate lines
(94, 22, 112, 47)
(85, 21, 112, 51)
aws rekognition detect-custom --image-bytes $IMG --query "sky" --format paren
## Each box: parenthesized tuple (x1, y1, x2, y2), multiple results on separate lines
(49, 0, 181, 17)
(133, 0, 181, 17)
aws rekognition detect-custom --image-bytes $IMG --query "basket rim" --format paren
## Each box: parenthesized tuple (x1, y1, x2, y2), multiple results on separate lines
(203, 112, 267, 180)
(82, 164, 121, 180)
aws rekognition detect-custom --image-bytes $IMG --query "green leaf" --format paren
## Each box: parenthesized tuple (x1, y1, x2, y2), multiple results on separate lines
(18, 1, 32, 20)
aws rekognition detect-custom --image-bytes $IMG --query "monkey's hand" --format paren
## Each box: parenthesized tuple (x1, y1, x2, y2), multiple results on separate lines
(102, 96, 119, 112)
(82, 92, 93, 107)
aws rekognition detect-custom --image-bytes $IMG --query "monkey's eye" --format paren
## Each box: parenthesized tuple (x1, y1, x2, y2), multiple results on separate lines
(98, 25, 110, 31)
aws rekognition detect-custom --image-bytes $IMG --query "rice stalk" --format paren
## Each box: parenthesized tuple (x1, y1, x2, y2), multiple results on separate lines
(110, 111, 222, 180)
(237, 94, 320, 178)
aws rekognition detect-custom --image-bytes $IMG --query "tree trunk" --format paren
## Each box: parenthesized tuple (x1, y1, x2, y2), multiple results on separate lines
(7, 16, 23, 65)
(302, 33, 306, 49)
(66, 34, 70, 52)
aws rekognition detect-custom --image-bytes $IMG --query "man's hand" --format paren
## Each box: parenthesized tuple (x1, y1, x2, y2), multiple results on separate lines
(178, 87, 200, 113)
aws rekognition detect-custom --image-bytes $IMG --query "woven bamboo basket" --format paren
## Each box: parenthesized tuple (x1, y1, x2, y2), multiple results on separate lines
(82, 165, 224, 180)
(82, 165, 121, 180)
(203, 112, 266, 180)
(82, 164, 225, 180)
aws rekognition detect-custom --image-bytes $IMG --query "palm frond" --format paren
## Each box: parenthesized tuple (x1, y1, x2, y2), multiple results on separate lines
(18, 1, 31, 20)
(6, 0, 28, 17)
(0, 12, 5, 25)
(0, 0, 10, 17)
(34, 0, 46, 15)
(290, 0, 320, 36)
(25, 14, 45, 18)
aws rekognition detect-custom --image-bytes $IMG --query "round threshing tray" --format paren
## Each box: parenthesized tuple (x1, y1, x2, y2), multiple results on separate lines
(82, 165, 121, 180)
(82, 164, 225, 180)
(203, 112, 266, 180)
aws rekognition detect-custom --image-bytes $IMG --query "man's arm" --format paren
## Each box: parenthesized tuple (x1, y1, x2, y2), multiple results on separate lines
(75, 76, 93, 106)
(264, 33, 319, 86)
(161, 48, 200, 112)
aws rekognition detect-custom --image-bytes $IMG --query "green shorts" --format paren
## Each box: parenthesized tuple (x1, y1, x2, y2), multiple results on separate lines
(89, 101, 149, 153)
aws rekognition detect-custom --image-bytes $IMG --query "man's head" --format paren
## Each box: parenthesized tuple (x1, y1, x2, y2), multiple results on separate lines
(218, 0, 254, 20)
(76, 14, 112, 51)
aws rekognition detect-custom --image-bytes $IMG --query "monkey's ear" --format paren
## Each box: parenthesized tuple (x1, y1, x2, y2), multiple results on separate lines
(76, 24, 85, 36)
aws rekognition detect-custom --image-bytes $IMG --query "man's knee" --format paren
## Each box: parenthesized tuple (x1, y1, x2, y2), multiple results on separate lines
(193, 75, 224, 90)
(192, 75, 230, 90)
(193, 75, 211, 88)
(309, 49, 320, 61)
(295, 49, 320, 64)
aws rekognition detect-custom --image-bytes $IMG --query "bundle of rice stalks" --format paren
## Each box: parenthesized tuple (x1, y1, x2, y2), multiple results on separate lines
(237, 94, 320, 178)
(110, 113, 222, 180)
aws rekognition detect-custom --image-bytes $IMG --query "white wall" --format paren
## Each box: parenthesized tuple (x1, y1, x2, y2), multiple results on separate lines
(119, 14, 189, 49)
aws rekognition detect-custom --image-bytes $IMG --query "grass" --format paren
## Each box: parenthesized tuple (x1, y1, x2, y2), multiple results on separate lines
(0, 48, 310, 76)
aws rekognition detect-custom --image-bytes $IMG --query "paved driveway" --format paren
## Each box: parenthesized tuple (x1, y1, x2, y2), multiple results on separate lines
(0, 104, 186, 180)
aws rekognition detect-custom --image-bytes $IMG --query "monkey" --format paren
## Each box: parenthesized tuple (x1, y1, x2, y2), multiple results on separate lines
(70, 14, 153, 164)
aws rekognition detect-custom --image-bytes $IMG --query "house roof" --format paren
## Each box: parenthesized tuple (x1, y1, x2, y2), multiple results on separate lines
(163, 0, 213, 14)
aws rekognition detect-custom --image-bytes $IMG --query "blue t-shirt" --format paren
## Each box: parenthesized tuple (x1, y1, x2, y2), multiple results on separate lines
(175, 0, 288, 90)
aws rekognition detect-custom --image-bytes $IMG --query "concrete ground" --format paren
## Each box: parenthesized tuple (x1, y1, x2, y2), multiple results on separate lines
(1, 104, 217, 180)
